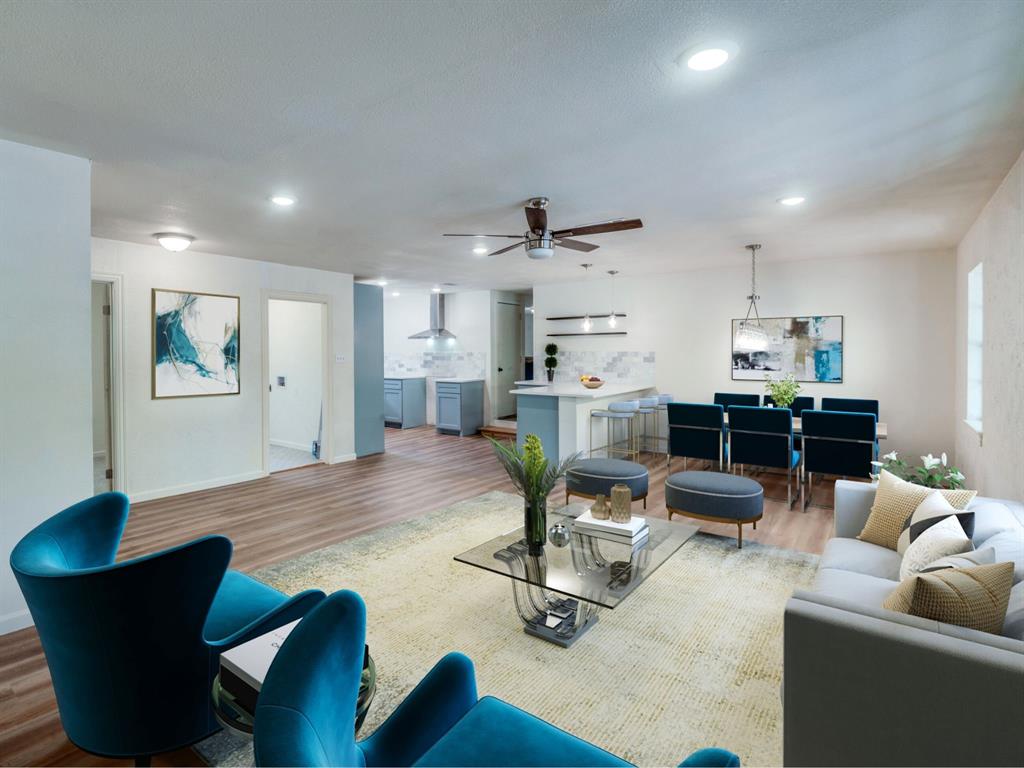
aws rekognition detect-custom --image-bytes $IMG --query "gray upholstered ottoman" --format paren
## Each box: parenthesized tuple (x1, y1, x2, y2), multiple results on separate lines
(665, 471, 764, 548)
(566, 458, 649, 509)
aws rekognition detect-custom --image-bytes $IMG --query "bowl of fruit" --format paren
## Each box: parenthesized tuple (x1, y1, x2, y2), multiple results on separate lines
(580, 375, 604, 389)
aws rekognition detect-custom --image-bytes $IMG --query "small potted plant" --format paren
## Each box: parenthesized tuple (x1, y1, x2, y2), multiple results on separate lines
(488, 434, 579, 554)
(871, 451, 967, 490)
(544, 343, 558, 382)
(764, 372, 801, 409)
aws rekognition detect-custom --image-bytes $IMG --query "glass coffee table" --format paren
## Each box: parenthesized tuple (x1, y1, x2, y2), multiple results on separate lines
(454, 503, 699, 647)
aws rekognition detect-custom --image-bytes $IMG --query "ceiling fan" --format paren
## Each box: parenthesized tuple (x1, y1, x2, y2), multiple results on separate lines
(444, 197, 643, 259)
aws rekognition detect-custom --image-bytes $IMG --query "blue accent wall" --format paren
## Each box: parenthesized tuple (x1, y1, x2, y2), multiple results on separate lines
(516, 395, 559, 458)
(354, 284, 384, 457)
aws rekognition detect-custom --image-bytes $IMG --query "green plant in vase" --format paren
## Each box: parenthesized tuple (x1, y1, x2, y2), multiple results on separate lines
(764, 372, 801, 409)
(544, 342, 558, 382)
(488, 434, 580, 554)
(871, 451, 967, 490)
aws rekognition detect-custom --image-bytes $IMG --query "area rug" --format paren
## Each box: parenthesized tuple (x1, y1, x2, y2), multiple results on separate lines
(197, 491, 818, 767)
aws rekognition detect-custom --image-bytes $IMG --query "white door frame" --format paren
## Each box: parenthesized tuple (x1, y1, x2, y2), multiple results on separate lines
(261, 291, 333, 474)
(91, 272, 127, 493)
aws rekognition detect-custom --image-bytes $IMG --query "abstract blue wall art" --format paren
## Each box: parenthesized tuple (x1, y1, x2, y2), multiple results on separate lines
(731, 315, 843, 383)
(152, 289, 240, 398)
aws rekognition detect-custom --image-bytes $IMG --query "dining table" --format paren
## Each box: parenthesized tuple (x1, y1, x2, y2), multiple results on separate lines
(723, 413, 888, 439)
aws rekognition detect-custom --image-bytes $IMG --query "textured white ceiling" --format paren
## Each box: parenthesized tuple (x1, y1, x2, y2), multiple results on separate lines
(1, 0, 1022, 290)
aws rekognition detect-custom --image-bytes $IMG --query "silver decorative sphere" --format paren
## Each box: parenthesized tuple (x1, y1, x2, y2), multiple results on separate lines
(548, 522, 570, 548)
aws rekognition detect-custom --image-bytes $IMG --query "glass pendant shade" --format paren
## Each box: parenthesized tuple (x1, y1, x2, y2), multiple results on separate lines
(734, 244, 767, 352)
(607, 311, 617, 328)
(582, 314, 592, 332)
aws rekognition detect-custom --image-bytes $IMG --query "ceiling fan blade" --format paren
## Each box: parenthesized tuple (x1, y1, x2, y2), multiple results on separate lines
(524, 206, 548, 233)
(443, 233, 523, 238)
(551, 218, 643, 238)
(488, 241, 526, 256)
(554, 238, 599, 252)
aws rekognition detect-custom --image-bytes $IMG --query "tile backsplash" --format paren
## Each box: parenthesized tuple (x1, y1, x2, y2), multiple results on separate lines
(384, 351, 486, 379)
(552, 350, 655, 382)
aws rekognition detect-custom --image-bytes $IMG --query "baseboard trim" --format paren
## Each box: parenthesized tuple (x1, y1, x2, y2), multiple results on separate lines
(331, 453, 357, 464)
(269, 439, 314, 452)
(0, 608, 33, 636)
(129, 471, 268, 503)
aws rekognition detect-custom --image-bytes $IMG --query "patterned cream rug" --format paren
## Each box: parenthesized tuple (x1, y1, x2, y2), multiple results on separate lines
(198, 491, 817, 767)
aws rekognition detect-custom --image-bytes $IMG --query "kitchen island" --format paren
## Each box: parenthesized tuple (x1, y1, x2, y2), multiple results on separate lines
(510, 382, 655, 459)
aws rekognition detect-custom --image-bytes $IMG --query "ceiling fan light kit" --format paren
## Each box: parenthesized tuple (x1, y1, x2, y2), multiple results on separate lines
(442, 196, 642, 259)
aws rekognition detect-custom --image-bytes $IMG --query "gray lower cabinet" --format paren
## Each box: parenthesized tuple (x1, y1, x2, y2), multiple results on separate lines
(383, 378, 426, 429)
(435, 380, 484, 436)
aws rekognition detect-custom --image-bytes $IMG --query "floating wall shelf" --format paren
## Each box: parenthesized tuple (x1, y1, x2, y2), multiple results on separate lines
(546, 331, 628, 337)
(545, 313, 627, 321)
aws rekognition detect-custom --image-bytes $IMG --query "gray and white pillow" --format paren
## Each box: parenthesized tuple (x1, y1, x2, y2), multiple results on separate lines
(899, 514, 973, 581)
(896, 490, 976, 555)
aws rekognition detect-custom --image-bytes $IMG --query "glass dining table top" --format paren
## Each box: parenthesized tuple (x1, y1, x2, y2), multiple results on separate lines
(453, 503, 699, 609)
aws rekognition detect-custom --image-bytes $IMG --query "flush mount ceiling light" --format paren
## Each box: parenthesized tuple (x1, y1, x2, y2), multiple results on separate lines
(734, 244, 769, 353)
(154, 233, 194, 252)
(270, 194, 295, 207)
(778, 196, 806, 206)
(472, 246, 488, 255)
(678, 41, 738, 72)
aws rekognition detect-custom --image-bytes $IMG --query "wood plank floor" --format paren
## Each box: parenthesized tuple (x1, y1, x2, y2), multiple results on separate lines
(0, 427, 841, 767)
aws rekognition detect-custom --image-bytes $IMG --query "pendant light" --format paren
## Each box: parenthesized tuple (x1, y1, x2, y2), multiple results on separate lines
(580, 264, 593, 332)
(734, 244, 769, 352)
(607, 270, 619, 328)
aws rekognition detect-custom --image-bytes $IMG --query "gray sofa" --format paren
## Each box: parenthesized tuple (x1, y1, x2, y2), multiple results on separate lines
(784, 480, 1024, 767)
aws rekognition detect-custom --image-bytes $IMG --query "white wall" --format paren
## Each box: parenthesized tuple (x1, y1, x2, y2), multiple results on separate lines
(91, 282, 110, 456)
(1, 140, 92, 634)
(534, 249, 957, 461)
(955, 150, 1024, 500)
(268, 299, 324, 452)
(91, 238, 354, 501)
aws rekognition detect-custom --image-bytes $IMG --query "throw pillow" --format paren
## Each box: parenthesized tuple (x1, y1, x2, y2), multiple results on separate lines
(858, 469, 977, 550)
(898, 514, 972, 581)
(921, 546, 996, 573)
(896, 490, 976, 554)
(883, 562, 1014, 635)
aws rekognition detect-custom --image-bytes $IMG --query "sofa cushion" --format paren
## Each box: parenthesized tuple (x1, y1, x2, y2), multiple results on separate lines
(820, 537, 903, 581)
(812, 567, 898, 607)
(1003, 582, 1024, 640)
(976, 529, 1024, 584)
(883, 562, 1015, 635)
(898, 514, 973, 581)
(970, 499, 1021, 544)
(858, 469, 976, 550)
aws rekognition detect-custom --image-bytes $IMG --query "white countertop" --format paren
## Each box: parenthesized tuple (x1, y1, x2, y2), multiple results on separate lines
(514, 379, 551, 386)
(434, 377, 484, 383)
(383, 374, 426, 380)
(509, 382, 654, 400)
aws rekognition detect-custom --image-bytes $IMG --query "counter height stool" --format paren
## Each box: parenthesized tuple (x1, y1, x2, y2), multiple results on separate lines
(589, 400, 639, 460)
(636, 396, 660, 455)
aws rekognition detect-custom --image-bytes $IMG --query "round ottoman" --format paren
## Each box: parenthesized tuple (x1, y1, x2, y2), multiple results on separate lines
(665, 471, 763, 548)
(566, 458, 649, 509)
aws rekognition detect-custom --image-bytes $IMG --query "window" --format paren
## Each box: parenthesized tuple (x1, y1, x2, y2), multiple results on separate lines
(966, 263, 983, 431)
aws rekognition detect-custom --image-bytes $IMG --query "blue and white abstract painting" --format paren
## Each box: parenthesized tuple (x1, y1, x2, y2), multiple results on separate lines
(731, 315, 843, 383)
(153, 290, 240, 397)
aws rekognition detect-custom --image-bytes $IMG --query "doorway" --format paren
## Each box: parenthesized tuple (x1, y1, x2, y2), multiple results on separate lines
(267, 298, 324, 472)
(494, 299, 524, 420)
(91, 281, 113, 494)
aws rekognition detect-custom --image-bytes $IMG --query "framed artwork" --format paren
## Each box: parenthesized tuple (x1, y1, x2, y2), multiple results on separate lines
(731, 315, 843, 383)
(152, 289, 240, 398)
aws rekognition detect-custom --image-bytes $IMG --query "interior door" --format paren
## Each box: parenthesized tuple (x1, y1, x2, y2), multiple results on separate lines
(494, 301, 522, 419)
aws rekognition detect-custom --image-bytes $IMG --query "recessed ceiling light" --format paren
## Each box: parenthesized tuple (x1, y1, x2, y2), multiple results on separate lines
(270, 195, 295, 207)
(472, 246, 489, 255)
(376, 279, 388, 287)
(391, 291, 401, 297)
(431, 287, 442, 293)
(154, 233, 194, 252)
(778, 196, 806, 206)
(687, 47, 730, 71)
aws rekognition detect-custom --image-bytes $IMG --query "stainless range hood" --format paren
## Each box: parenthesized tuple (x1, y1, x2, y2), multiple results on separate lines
(409, 293, 456, 340)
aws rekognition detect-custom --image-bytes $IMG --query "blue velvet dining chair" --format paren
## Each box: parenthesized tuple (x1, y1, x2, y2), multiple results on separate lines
(762, 394, 814, 417)
(800, 410, 878, 510)
(667, 403, 726, 471)
(727, 406, 801, 507)
(254, 590, 740, 768)
(712, 392, 760, 411)
(9, 492, 326, 765)
(820, 397, 878, 419)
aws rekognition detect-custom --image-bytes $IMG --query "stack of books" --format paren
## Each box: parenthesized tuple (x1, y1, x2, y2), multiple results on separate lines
(573, 509, 649, 547)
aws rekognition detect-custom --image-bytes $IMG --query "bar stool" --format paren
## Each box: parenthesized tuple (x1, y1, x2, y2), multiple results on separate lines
(589, 400, 639, 459)
(656, 393, 674, 456)
(636, 396, 660, 455)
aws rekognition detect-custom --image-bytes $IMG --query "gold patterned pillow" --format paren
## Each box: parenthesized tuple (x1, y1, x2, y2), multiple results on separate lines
(883, 562, 1014, 635)
(858, 470, 976, 550)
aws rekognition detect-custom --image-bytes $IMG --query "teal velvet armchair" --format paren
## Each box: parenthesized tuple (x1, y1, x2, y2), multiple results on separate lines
(9, 492, 325, 764)
(254, 590, 740, 768)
